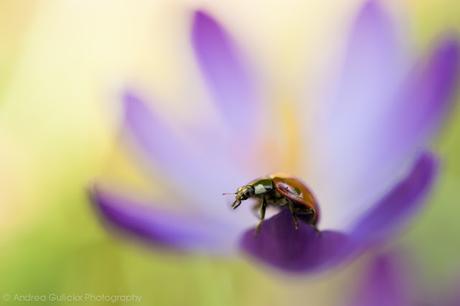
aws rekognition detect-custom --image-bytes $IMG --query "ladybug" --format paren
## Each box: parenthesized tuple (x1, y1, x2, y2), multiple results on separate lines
(227, 174, 320, 232)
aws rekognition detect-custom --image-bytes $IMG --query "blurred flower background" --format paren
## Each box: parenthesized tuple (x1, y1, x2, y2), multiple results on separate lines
(1, 0, 460, 305)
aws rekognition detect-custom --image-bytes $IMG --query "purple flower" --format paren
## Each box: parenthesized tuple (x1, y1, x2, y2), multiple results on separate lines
(345, 252, 460, 306)
(90, 0, 459, 273)
(345, 253, 411, 306)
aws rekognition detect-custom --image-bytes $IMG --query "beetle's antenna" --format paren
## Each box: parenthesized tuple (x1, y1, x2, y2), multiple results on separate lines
(222, 192, 235, 196)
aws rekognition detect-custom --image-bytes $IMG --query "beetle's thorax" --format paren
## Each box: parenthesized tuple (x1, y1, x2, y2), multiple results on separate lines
(250, 178, 274, 195)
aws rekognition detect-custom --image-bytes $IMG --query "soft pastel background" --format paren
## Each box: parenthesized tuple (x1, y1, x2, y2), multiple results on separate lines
(0, 0, 459, 305)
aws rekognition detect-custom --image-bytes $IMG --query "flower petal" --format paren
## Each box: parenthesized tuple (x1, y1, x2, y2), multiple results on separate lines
(350, 38, 459, 226)
(240, 209, 351, 273)
(90, 186, 234, 253)
(443, 284, 460, 306)
(122, 90, 252, 223)
(307, 0, 407, 229)
(336, 0, 402, 107)
(346, 253, 410, 306)
(240, 152, 437, 273)
(384, 37, 460, 161)
(191, 10, 257, 136)
(123, 91, 196, 183)
(320, 0, 404, 127)
(307, 5, 458, 230)
(350, 151, 438, 245)
(123, 91, 206, 198)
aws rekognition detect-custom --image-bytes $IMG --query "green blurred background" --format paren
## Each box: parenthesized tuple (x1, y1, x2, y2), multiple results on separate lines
(0, 0, 459, 305)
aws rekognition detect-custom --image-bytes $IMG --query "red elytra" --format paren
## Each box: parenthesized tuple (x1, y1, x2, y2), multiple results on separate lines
(271, 175, 320, 226)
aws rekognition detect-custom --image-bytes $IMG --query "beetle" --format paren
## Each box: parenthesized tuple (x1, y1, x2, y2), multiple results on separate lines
(227, 174, 320, 232)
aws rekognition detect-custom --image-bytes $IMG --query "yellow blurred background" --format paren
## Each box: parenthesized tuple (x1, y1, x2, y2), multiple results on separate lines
(0, 1, 459, 305)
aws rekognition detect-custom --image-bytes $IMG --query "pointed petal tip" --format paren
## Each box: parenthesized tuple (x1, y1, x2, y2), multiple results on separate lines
(190, 7, 257, 135)
(88, 184, 126, 222)
(119, 89, 158, 134)
(412, 152, 439, 193)
(191, 9, 218, 38)
(352, 0, 394, 39)
(357, 0, 387, 22)
(193, 9, 211, 24)
(351, 0, 395, 40)
(418, 151, 439, 177)
(88, 183, 107, 211)
(88, 186, 141, 241)
(120, 89, 139, 120)
(436, 35, 460, 67)
(427, 35, 460, 83)
(121, 89, 142, 113)
(88, 185, 154, 239)
(361, 0, 381, 12)
(439, 33, 460, 49)
(89, 186, 231, 253)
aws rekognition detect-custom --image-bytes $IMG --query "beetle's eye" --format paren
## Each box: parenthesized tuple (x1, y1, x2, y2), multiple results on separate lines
(241, 187, 253, 199)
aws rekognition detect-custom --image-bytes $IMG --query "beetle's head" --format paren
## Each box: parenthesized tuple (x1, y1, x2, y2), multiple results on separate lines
(236, 185, 254, 200)
(228, 185, 254, 209)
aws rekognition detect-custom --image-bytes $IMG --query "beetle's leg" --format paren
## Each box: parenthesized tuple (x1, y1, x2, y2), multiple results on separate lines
(251, 201, 261, 218)
(288, 202, 299, 230)
(255, 197, 267, 233)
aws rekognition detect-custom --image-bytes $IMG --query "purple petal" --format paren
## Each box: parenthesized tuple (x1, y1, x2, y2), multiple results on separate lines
(306, 0, 407, 229)
(350, 151, 438, 245)
(123, 91, 193, 178)
(332, 1, 405, 120)
(240, 152, 437, 273)
(347, 0, 399, 64)
(192, 10, 256, 135)
(240, 209, 351, 273)
(346, 253, 410, 306)
(307, 20, 458, 230)
(333, 0, 403, 114)
(383, 37, 460, 160)
(90, 186, 233, 253)
(442, 280, 460, 306)
(122, 90, 251, 221)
